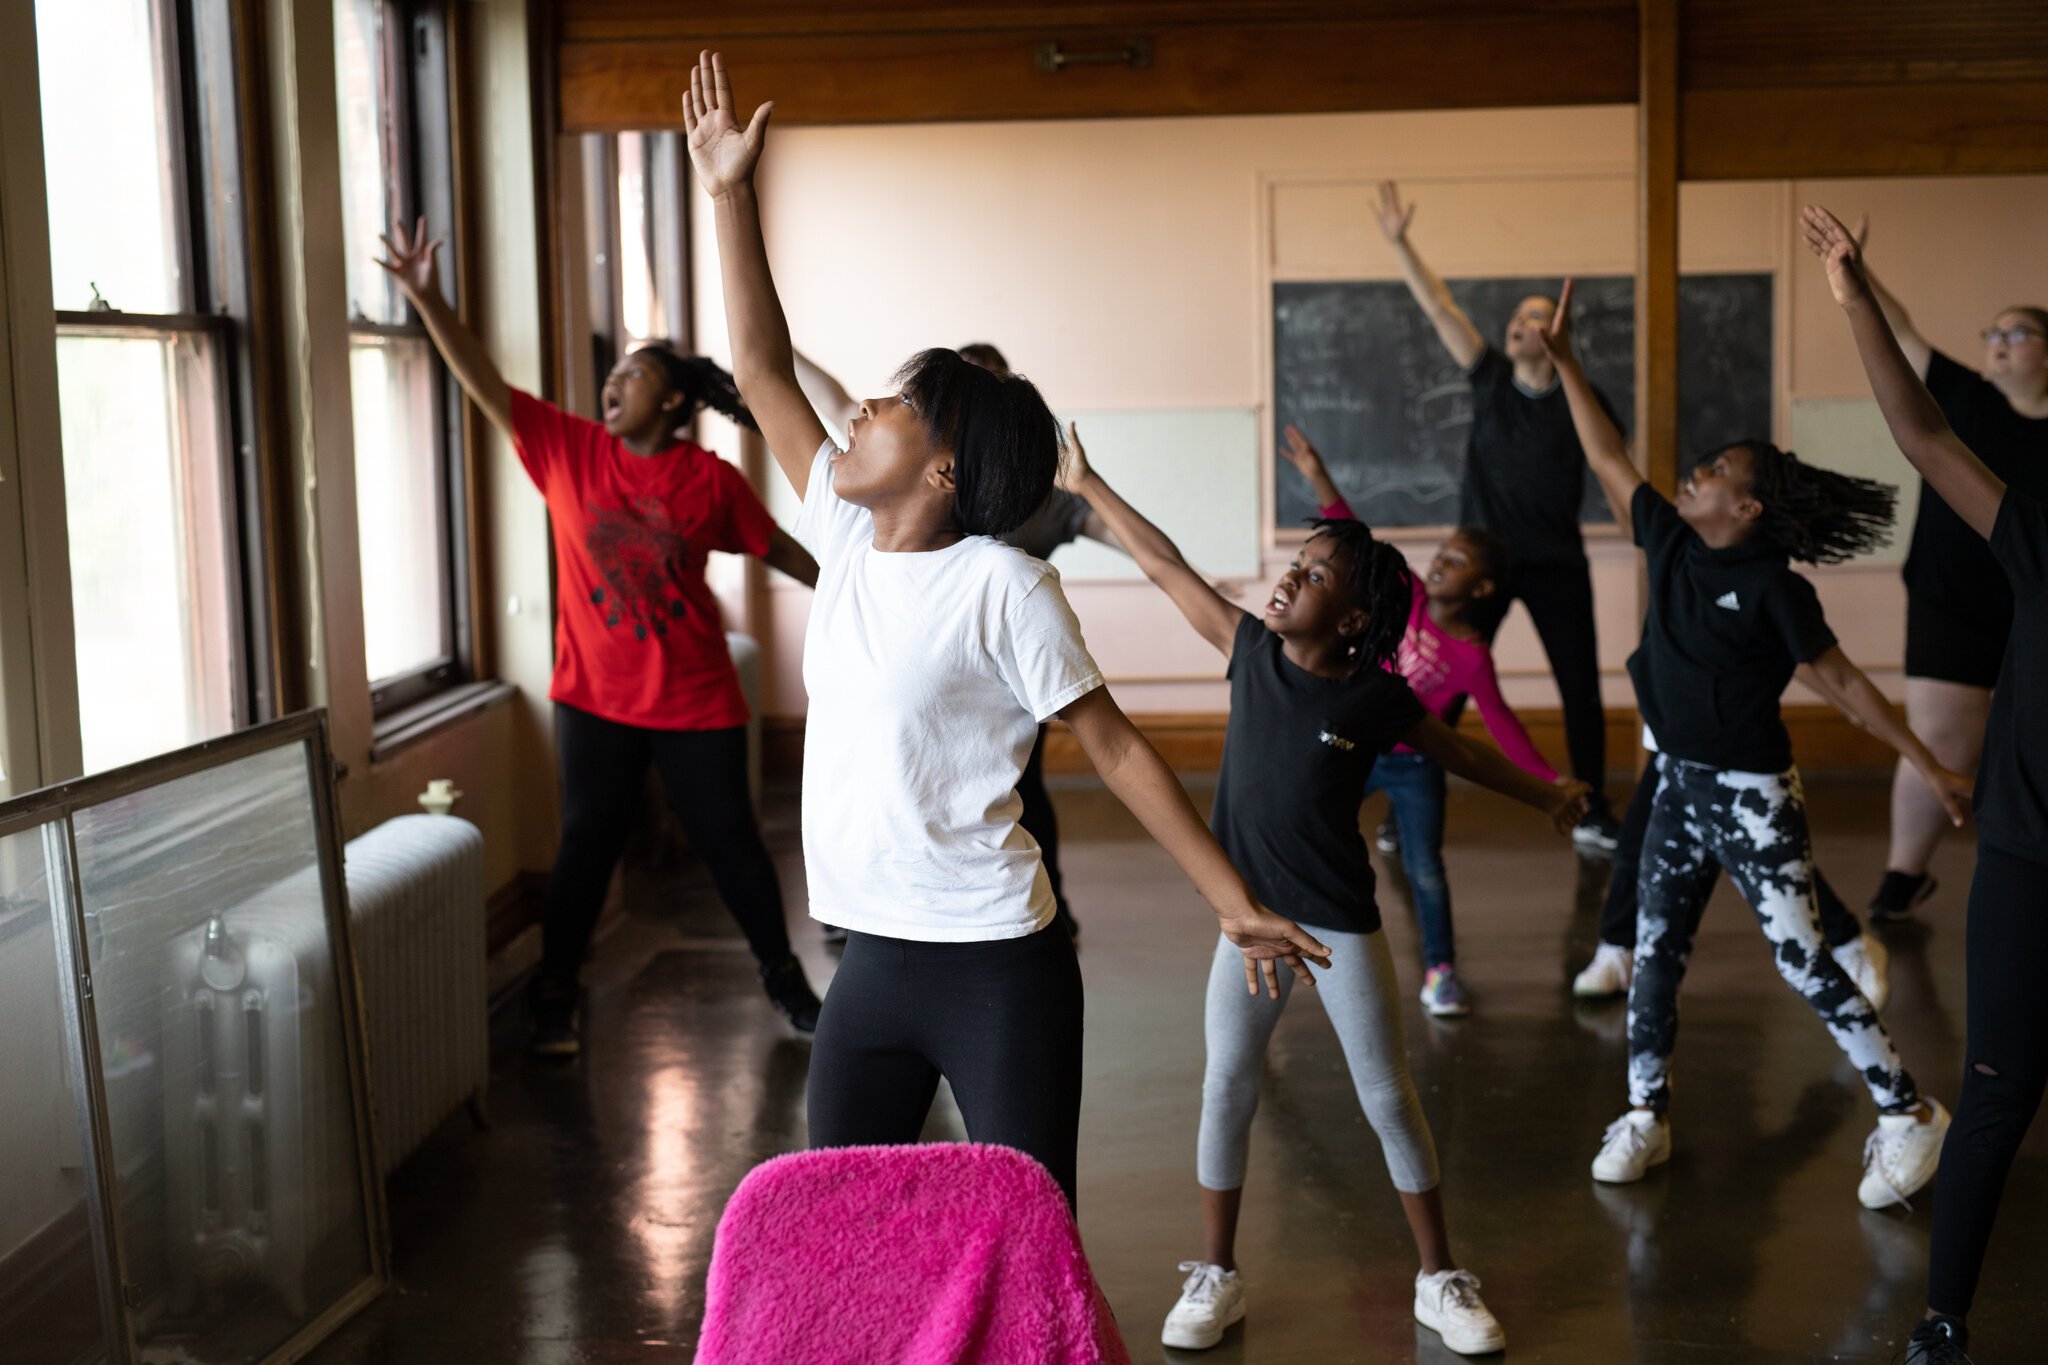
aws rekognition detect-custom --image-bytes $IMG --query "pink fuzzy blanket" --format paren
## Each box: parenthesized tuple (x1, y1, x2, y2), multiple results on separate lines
(697, 1143, 1132, 1365)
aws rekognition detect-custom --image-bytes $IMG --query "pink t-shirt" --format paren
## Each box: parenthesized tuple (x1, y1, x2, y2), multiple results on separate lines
(1319, 498, 1558, 781)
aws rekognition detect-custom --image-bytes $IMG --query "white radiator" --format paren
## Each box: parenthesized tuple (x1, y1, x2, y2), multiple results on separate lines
(345, 814, 488, 1176)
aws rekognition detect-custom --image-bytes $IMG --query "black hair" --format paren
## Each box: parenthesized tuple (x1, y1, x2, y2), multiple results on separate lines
(957, 342, 1012, 377)
(1307, 517, 1414, 671)
(1448, 524, 1510, 585)
(1713, 439, 1897, 565)
(892, 347, 1061, 537)
(1999, 305, 2048, 337)
(629, 343, 759, 431)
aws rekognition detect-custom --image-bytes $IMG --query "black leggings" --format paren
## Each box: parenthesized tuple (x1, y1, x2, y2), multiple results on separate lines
(1016, 724, 1070, 918)
(1599, 756, 1861, 950)
(807, 924, 1086, 1207)
(1475, 559, 1608, 803)
(1928, 842, 2048, 1317)
(540, 703, 792, 984)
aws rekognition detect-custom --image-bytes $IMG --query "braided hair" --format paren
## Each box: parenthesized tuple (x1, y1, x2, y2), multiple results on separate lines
(1308, 517, 1414, 671)
(1721, 440, 1897, 565)
(630, 343, 759, 431)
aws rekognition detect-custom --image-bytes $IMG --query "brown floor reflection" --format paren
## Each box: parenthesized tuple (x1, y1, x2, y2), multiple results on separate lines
(304, 774, 2040, 1363)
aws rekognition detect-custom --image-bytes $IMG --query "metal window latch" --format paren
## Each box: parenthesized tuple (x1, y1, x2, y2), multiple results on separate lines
(1036, 38, 1152, 72)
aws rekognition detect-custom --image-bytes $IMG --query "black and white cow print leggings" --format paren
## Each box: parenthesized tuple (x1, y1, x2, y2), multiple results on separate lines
(1626, 755, 1919, 1116)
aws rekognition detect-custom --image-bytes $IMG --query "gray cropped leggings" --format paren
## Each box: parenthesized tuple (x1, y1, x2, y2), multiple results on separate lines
(1197, 927, 1440, 1194)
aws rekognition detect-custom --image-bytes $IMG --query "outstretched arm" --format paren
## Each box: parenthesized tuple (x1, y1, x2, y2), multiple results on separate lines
(1062, 423, 1247, 657)
(1805, 646, 1972, 826)
(684, 52, 829, 499)
(1802, 205, 2004, 541)
(1061, 686, 1332, 996)
(792, 348, 860, 437)
(1848, 214, 1933, 378)
(376, 218, 513, 442)
(1373, 181, 1485, 370)
(1538, 278, 1641, 534)
(1400, 714, 1590, 835)
(1279, 424, 1351, 513)
(761, 525, 819, 587)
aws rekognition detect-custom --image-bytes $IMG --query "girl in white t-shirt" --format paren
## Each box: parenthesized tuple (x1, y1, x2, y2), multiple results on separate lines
(684, 52, 1331, 1207)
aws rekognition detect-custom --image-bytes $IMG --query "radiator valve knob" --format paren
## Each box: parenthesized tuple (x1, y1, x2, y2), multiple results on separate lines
(419, 779, 461, 816)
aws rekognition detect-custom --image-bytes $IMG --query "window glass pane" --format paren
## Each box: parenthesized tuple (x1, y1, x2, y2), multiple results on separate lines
(0, 822, 114, 1364)
(57, 332, 237, 775)
(69, 740, 376, 1359)
(616, 132, 659, 346)
(334, 0, 403, 325)
(36, 0, 184, 313)
(349, 335, 449, 683)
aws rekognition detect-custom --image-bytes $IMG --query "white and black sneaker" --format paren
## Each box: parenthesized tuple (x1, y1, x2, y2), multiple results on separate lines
(1859, 1100, 1950, 1210)
(1375, 818, 1400, 855)
(1573, 944, 1634, 998)
(1904, 1315, 1972, 1364)
(1161, 1261, 1245, 1350)
(1592, 1109, 1671, 1184)
(1572, 809, 1622, 854)
(1414, 1268, 1505, 1355)
(1869, 870, 1938, 925)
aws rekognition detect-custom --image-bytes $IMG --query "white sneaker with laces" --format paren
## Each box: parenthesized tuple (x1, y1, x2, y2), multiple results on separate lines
(1573, 944, 1633, 998)
(1592, 1109, 1671, 1183)
(1161, 1261, 1245, 1350)
(1831, 933, 1890, 1013)
(1859, 1100, 1950, 1210)
(1414, 1268, 1505, 1355)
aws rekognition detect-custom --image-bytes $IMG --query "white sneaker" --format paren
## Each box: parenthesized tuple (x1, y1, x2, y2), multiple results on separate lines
(1573, 944, 1633, 998)
(1414, 1268, 1505, 1355)
(1831, 933, 1890, 1013)
(1859, 1100, 1951, 1210)
(1161, 1261, 1245, 1350)
(1592, 1109, 1671, 1183)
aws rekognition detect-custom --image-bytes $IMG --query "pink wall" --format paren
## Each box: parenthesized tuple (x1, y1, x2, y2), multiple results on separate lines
(686, 108, 2048, 729)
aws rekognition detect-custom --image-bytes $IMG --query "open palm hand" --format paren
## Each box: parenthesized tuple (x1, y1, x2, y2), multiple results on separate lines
(683, 50, 772, 199)
(375, 217, 441, 299)
(1799, 205, 1872, 309)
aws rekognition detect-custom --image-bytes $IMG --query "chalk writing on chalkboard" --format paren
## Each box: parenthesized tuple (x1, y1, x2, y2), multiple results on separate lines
(1272, 275, 1773, 531)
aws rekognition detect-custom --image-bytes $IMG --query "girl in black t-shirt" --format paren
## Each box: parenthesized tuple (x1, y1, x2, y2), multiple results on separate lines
(1835, 218, 2048, 926)
(1065, 432, 1588, 1357)
(1540, 283, 1969, 1212)
(1809, 203, 2048, 1365)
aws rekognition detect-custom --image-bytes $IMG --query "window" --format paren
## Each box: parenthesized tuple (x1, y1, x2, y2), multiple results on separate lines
(36, 0, 266, 775)
(583, 131, 690, 380)
(334, 0, 471, 713)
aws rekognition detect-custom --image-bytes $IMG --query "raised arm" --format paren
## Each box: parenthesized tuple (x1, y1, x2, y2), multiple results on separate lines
(1373, 182, 1485, 370)
(1538, 278, 1641, 534)
(1280, 424, 1352, 514)
(684, 52, 828, 499)
(1062, 423, 1246, 657)
(1401, 713, 1589, 835)
(792, 348, 860, 438)
(1802, 205, 2004, 539)
(1805, 645, 1972, 826)
(1850, 215, 1933, 378)
(376, 219, 512, 442)
(1060, 686, 1331, 997)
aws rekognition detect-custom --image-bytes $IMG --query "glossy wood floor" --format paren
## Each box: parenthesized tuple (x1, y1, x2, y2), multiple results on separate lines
(305, 774, 2044, 1363)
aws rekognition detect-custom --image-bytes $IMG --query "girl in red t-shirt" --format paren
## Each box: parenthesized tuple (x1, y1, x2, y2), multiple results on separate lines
(377, 220, 822, 1056)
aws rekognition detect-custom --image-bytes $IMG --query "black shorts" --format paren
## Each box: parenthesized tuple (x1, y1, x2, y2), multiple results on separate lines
(1904, 594, 2007, 689)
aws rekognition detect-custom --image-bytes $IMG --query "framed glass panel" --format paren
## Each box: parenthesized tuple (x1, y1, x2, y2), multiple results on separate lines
(348, 333, 449, 682)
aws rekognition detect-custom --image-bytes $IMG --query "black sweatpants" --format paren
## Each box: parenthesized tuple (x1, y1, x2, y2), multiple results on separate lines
(1599, 755, 1863, 950)
(1016, 724, 1071, 920)
(540, 703, 792, 984)
(807, 924, 1086, 1207)
(1475, 559, 1608, 804)
(1928, 843, 2048, 1317)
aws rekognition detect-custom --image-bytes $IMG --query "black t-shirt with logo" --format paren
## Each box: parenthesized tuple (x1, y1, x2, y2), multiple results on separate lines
(1903, 351, 2048, 628)
(1625, 485, 1837, 774)
(1460, 345, 1624, 569)
(1978, 490, 2048, 862)
(1210, 615, 1428, 935)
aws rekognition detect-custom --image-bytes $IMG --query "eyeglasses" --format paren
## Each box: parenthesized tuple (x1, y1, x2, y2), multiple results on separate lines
(1980, 326, 2045, 346)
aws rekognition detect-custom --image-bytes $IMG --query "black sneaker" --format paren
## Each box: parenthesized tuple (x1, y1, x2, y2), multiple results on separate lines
(819, 922, 848, 946)
(1572, 808, 1622, 854)
(1904, 1315, 1971, 1364)
(528, 975, 581, 1058)
(1870, 870, 1938, 924)
(762, 956, 821, 1035)
(1374, 818, 1400, 855)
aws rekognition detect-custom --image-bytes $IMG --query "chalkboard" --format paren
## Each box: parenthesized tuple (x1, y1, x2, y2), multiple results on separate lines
(1272, 274, 1774, 531)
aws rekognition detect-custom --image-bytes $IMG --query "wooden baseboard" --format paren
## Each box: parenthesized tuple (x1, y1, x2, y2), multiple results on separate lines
(486, 869, 548, 958)
(765, 705, 1899, 781)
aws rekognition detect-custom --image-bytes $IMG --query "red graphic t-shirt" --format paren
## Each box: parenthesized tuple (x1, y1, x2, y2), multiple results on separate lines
(510, 389, 775, 730)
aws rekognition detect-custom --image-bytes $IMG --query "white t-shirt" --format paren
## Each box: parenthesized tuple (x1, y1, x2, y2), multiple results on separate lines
(793, 441, 1105, 941)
